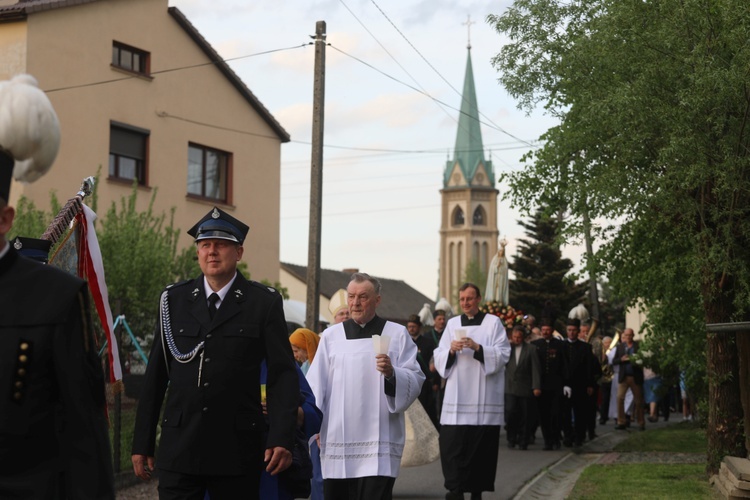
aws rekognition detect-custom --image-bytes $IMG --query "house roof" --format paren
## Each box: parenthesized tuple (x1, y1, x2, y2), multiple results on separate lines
(0, 1, 290, 143)
(281, 262, 435, 325)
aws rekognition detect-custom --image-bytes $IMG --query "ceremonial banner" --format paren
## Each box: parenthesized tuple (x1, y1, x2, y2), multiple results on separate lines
(77, 205, 123, 383)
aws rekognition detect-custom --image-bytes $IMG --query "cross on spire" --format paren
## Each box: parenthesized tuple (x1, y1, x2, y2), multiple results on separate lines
(463, 15, 475, 49)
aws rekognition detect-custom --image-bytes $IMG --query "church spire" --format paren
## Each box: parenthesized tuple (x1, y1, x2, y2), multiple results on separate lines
(444, 43, 493, 188)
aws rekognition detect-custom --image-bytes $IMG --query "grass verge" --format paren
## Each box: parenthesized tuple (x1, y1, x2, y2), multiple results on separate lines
(614, 421, 707, 453)
(568, 422, 718, 499)
(569, 463, 716, 499)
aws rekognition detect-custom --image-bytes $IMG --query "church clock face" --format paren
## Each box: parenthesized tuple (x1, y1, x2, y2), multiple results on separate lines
(475, 172, 484, 183)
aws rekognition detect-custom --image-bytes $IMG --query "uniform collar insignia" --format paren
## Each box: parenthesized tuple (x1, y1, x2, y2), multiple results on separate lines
(192, 288, 200, 296)
(234, 289, 243, 297)
(13, 239, 22, 250)
(211, 208, 220, 219)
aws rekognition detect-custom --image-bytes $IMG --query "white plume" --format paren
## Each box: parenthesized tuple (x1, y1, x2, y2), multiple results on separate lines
(435, 297, 453, 317)
(418, 303, 434, 326)
(568, 303, 590, 321)
(0, 74, 60, 183)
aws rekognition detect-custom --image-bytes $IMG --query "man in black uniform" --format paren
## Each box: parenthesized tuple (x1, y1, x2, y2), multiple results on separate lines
(532, 318, 569, 450)
(561, 318, 597, 448)
(132, 207, 299, 500)
(0, 150, 114, 497)
(406, 314, 438, 427)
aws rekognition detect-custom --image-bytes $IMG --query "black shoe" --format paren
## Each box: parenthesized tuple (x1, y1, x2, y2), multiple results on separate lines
(588, 432, 597, 440)
(639, 424, 646, 431)
(519, 443, 528, 450)
(553, 441, 561, 450)
(446, 490, 463, 500)
(543, 444, 553, 451)
(507, 441, 516, 449)
(648, 416, 658, 423)
(470, 493, 482, 500)
(615, 424, 627, 430)
(563, 439, 572, 447)
(598, 418, 608, 425)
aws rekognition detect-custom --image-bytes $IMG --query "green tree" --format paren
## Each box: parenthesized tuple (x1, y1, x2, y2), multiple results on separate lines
(510, 207, 584, 323)
(489, 0, 750, 472)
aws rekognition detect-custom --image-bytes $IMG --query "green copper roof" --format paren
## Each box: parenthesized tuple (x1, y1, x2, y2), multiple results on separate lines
(444, 48, 493, 187)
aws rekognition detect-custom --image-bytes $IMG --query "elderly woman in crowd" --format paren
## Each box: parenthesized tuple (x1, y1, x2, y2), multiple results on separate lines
(289, 328, 320, 375)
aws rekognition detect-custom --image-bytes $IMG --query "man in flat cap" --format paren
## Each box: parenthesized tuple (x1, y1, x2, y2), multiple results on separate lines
(0, 74, 114, 499)
(132, 206, 299, 500)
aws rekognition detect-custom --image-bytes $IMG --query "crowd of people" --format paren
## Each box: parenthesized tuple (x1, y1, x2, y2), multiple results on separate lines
(2, 73, 697, 500)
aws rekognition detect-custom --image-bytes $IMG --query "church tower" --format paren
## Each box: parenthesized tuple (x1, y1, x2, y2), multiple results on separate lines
(438, 42, 499, 303)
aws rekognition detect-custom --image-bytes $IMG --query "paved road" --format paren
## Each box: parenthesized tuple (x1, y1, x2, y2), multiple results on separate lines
(118, 418, 679, 499)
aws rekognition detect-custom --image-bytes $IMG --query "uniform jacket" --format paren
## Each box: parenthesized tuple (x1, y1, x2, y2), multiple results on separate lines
(0, 247, 114, 499)
(564, 340, 597, 390)
(531, 337, 569, 392)
(612, 341, 644, 385)
(505, 342, 542, 397)
(132, 272, 299, 476)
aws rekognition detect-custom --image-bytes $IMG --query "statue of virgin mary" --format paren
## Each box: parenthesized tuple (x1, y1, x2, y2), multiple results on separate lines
(485, 238, 509, 305)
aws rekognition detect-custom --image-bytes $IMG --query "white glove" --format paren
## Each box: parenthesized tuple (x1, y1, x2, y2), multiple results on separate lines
(563, 386, 572, 398)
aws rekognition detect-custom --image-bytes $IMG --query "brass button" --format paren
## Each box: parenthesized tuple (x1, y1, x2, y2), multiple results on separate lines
(18, 355, 28, 363)
(17, 368, 26, 377)
(20, 342, 29, 351)
(13, 392, 22, 400)
(14, 381, 22, 389)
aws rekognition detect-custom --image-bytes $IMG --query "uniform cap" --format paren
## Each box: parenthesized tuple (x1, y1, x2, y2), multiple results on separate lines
(13, 236, 52, 263)
(187, 206, 249, 244)
(328, 288, 348, 316)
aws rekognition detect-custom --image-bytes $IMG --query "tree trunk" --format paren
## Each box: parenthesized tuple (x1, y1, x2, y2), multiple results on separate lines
(737, 332, 750, 455)
(706, 330, 746, 474)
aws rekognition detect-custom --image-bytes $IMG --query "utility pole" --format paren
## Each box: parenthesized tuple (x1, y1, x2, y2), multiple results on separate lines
(305, 21, 326, 331)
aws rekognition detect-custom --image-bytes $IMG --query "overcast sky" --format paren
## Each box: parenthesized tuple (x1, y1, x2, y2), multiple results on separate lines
(169, 0, 562, 300)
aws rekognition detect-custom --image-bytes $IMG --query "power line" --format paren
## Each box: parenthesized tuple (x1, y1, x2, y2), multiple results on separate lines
(45, 44, 308, 93)
(282, 202, 438, 220)
(368, 0, 535, 147)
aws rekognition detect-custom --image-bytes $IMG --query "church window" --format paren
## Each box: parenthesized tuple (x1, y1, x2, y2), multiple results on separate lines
(473, 206, 486, 226)
(452, 206, 465, 226)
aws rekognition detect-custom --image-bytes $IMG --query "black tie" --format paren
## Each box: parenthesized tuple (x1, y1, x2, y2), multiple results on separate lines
(208, 293, 219, 320)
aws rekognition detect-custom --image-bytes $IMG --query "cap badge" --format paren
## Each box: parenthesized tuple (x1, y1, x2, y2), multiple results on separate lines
(13, 239, 22, 250)
(211, 208, 220, 219)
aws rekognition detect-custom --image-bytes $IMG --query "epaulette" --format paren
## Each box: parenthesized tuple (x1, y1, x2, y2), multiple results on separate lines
(164, 279, 191, 291)
(250, 280, 279, 295)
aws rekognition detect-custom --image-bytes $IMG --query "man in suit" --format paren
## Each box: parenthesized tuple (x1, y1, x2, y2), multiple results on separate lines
(531, 319, 569, 450)
(613, 328, 645, 430)
(0, 84, 114, 499)
(561, 318, 597, 448)
(131, 207, 299, 500)
(504, 325, 541, 450)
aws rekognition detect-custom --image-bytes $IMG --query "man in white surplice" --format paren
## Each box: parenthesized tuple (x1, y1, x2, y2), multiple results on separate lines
(433, 283, 511, 500)
(307, 273, 425, 500)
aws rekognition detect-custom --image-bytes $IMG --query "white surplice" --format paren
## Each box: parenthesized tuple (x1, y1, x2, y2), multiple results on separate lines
(433, 313, 511, 426)
(306, 320, 425, 479)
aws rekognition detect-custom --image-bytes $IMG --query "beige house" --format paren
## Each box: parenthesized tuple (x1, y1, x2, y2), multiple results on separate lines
(0, 0, 289, 282)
